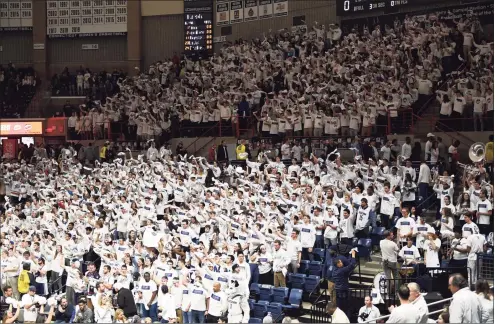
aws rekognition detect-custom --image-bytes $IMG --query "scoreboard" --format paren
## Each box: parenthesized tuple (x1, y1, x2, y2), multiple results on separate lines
(335, 0, 445, 16)
(184, 0, 213, 57)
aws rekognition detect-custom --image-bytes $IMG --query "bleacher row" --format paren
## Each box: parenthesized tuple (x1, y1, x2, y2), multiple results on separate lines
(246, 233, 384, 323)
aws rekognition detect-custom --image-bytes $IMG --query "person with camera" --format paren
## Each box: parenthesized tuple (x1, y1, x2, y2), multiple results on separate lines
(73, 297, 94, 323)
(357, 296, 381, 323)
(21, 286, 42, 324)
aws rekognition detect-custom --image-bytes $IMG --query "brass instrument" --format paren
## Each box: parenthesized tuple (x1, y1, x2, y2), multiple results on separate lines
(458, 142, 486, 180)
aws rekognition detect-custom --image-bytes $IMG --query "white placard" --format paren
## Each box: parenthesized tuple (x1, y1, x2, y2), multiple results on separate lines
(229, 0, 243, 24)
(82, 43, 98, 49)
(272, 0, 287, 17)
(243, 0, 258, 21)
(213, 35, 226, 43)
(33, 43, 45, 50)
(258, 0, 272, 19)
(0, 0, 33, 31)
(46, 0, 127, 38)
(216, 0, 229, 26)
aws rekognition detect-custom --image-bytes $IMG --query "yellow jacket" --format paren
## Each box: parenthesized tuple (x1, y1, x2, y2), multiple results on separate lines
(99, 146, 107, 159)
(236, 144, 246, 160)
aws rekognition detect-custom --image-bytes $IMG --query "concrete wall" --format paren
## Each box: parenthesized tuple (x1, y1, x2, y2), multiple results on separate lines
(0, 31, 33, 65)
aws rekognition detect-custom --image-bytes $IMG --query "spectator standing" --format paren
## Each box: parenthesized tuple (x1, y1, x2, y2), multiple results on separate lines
(380, 231, 399, 287)
(407, 283, 429, 323)
(332, 250, 356, 313)
(216, 140, 229, 163)
(386, 285, 420, 323)
(357, 296, 381, 323)
(475, 279, 494, 324)
(272, 240, 290, 288)
(448, 274, 482, 323)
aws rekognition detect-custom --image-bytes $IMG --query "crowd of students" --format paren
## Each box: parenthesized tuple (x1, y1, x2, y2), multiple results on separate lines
(0, 64, 38, 118)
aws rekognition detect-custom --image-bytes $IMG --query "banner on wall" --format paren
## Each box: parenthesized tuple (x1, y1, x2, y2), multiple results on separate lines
(428, 2, 493, 22)
(0, 121, 43, 136)
(2, 139, 17, 159)
(244, 0, 258, 21)
(216, 1, 230, 26)
(272, 0, 288, 17)
(258, 0, 273, 19)
(45, 118, 67, 137)
(230, 0, 244, 23)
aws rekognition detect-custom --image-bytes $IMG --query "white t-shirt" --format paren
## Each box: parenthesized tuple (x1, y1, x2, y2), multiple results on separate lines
(476, 199, 492, 225)
(473, 97, 486, 113)
(386, 303, 420, 323)
(139, 279, 158, 304)
(21, 294, 39, 322)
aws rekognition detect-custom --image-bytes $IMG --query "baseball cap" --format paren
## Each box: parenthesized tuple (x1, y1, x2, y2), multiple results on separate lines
(29, 286, 36, 292)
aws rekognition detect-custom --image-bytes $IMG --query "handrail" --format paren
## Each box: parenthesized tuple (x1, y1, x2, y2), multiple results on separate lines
(413, 113, 474, 147)
(183, 121, 222, 153)
(363, 297, 453, 323)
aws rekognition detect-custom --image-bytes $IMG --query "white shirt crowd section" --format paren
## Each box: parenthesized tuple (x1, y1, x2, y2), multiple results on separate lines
(85, 16, 493, 139)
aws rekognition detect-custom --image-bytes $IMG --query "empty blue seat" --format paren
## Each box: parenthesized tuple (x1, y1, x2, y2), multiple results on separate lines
(308, 261, 322, 276)
(249, 318, 262, 324)
(357, 238, 372, 260)
(248, 299, 255, 309)
(352, 237, 359, 247)
(313, 248, 325, 262)
(267, 303, 283, 321)
(288, 273, 306, 289)
(298, 260, 310, 274)
(304, 275, 320, 294)
(257, 300, 269, 306)
(253, 302, 267, 318)
(250, 283, 260, 294)
(272, 287, 289, 303)
(281, 288, 303, 310)
(259, 285, 273, 302)
(370, 227, 386, 247)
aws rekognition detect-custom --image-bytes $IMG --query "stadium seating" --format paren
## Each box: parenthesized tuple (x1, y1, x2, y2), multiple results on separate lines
(370, 227, 386, 248)
(250, 282, 260, 298)
(272, 287, 289, 303)
(308, 261, 323, 276)
(281, 288, 303, 316)
(259, 285, 274, 302)
(267, 303, 283, 322)
(299, 260, 310, 274)
(288, 273, 306, 289)
(249, 318, 262, 323)
(313, 248, 326, 262)
(253, 302, 268, 318)
(357, 238, 372, 260)
(304, 275, 321, 294)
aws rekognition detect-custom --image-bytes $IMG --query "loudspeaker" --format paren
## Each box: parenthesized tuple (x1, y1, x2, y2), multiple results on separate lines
(424, 292, 446, 313)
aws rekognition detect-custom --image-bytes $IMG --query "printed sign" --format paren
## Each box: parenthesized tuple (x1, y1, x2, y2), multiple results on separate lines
(33, 43, 45, 50)
(272, 0, 287, 17)
(2, 139, 17, 159)
(229, 0, 243, 23)
(213, 35, 226, 43)
(82, 43, 98, 49)
(0, 121, 43, 136)
(244, 0, 258, 21)
(46, 0, 127, 38)
(0, 0, 33, 31)
(216, 0, 229, 25)
(258, 0, 273, 19)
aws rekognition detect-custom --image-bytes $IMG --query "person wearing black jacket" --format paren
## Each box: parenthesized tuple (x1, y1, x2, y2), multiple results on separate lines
(114, 283, 137, 317)
(332, 250, 357, 315)
(54, 297, 76, 323)
(216, 141, 229, 163)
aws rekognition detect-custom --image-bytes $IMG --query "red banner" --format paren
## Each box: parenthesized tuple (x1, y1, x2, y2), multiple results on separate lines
(2, 139, 17, 159)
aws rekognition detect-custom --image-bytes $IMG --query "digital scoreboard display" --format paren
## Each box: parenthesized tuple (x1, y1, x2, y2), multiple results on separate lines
(336, 0, 419, 16)
(184, 0, 213, 57)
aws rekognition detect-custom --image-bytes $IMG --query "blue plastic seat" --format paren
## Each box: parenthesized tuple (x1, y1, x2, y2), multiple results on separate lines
(288, 273, 306, 289)
(267, 303, 283, 321)
(298, 260, 310, 274)
(250, 283, 260, 294)
(304, 275, 320, 294)
(308, 261, 322, 276)
(259, 285, 273, 302)
(281, 288, 303, 310)
(313, 248, 325, 262)
(253, 302, 268, 318)
(370, 227, 386, 247)
(249, 318, 262, 324)
(248, 299, 255, 309)
(272, 287, 289, 303)
(357, 238, 372, 260)
(257, 300, 269, 306)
